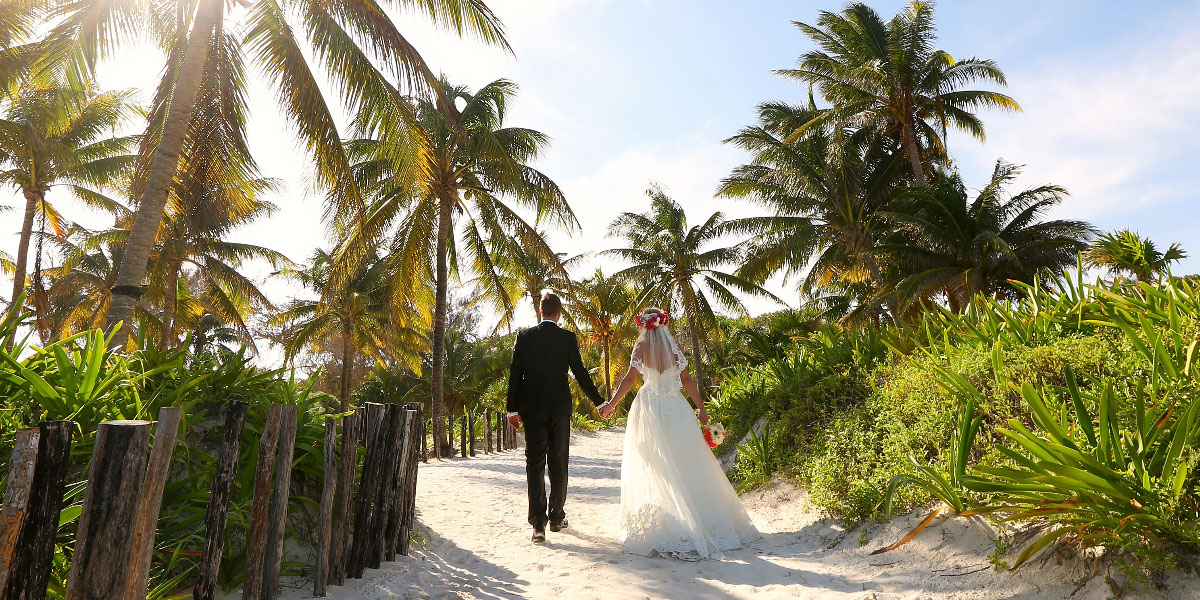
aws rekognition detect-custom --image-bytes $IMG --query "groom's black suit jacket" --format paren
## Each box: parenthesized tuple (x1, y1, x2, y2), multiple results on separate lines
(506, 321, 604, 417)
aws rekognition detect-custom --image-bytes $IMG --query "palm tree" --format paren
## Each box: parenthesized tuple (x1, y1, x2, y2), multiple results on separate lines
(719, 101, 906, 322)
(337, 77, 577, 454)
(151, 189, 291, 348)
(274, 249, 423, 410)
(568, 268, 637, 398)
(484, 235, 577, 329)
(54, 0, 513, 332)
(41, 227, 126, 338)
(0, 83, 136, 333)
(882, 161, 1095, 312)
(605, 184, 781, 393)
(1085, 229, 1185, 284)
(779, 0, 1019, 183)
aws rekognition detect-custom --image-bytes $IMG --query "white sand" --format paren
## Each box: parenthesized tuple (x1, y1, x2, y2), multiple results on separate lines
(293, 428, 1199, 600)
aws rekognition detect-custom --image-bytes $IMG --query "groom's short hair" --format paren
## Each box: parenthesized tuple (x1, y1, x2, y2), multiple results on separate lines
(540, 292, 562, 319)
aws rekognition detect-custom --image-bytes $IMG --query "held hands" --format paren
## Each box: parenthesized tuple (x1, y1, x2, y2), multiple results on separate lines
(697, 409, 710, 426)
(507, 414, 522, 429)
(598, 400, 617, 419)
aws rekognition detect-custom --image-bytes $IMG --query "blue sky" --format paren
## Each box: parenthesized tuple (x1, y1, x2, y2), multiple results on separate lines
(3, 0, 1199, 337)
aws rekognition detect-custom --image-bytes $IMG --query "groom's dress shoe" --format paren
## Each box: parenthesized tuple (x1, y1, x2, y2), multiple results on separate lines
(532, 525, 546, 543)
(549, 519, 568, 532)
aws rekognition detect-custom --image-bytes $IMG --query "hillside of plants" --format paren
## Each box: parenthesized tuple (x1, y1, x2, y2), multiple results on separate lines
(1, 0, 1198, 594)
(712, 270, 1200, 575)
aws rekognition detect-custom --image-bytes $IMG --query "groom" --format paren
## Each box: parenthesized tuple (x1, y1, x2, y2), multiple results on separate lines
(506, 292, 605, 543)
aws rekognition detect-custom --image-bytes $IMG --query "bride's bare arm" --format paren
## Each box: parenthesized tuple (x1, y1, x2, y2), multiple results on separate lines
(680, 369, 710, 425)
(600, 368, 639, 418)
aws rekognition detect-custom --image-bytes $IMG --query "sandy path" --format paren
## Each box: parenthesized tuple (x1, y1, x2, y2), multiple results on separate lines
(297, 428, 1200, 600)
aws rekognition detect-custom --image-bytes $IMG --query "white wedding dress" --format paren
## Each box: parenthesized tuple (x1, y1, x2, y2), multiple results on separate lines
(618, 330, 759, 559)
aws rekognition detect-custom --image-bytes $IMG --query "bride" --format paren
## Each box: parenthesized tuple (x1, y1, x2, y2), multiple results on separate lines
(597, 308, 759, 559)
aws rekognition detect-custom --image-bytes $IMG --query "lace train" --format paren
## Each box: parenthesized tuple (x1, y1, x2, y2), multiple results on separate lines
(618, 366, 759, 559)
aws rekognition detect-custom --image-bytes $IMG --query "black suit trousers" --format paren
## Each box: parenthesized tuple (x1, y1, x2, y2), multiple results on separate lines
(523, 411, 570, 527)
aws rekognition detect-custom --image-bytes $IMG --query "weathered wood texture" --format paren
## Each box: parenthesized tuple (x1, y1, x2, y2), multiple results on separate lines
(347, 403, 385, 578)
(0, 421, 72, 600)
(0, 429, 40, 599)
(241, 404, 283, 600)
(124, 408, 182, 599)
(65, 420, 152, 600)
(261, 404, 298, 600)
(383, 409, 416, 561)
(331, 410, 361, 585)
(365, 405, 400, 569)
(398, 403, 422, 556)
(193, 401, 248, 600)
(314, 417, 337, 597)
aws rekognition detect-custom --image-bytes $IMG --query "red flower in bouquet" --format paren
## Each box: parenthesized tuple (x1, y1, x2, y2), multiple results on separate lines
(701, 422, 725, 448)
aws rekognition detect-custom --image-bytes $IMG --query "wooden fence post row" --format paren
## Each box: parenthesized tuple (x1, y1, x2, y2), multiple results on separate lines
(0, 400, 426, 600)
(0, 421, 73, 600)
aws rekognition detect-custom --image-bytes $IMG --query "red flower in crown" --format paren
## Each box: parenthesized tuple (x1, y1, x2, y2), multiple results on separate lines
(635, 311, 671, 330)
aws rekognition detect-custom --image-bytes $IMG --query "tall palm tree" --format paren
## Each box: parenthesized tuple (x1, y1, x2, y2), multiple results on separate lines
(779, 0, 1019, 183)
(1085, 229, 1185, 284)
(151, 189, 291, 348)
(485, 234, 577, 328)
(274, 249, 423, 410)
(49, 0, 513, 332)
(0, 83, 136, 331)
(882, 161, 1095, 312)
(568, 268, 637, 398)
(41, 226, 127, 338)
(719, 101, 906, 323)
(337, 77, 577, 454)
(606, 184, 781, 393)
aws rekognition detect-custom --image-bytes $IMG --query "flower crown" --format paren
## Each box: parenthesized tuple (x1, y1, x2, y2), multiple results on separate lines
(634, 311, 670, 330)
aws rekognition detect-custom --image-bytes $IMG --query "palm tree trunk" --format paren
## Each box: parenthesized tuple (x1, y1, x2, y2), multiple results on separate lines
(8, 189, 38, 311)
(681, 286, 707, 402)
(105, 0, 222, 336)
(431, 192, 454, 456)
(340, 318, 353, 411)
(901, 108, 927, 185)
(530, 290, 541, 322)
(159, 254, 182, 349)
(602, 335, 611, 399)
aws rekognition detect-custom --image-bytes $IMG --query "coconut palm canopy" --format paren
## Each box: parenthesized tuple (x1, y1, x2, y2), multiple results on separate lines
(0, 0, 1192, 425)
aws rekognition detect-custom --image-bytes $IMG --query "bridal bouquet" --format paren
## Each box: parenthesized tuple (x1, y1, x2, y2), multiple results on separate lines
(702, 422, 726, 448)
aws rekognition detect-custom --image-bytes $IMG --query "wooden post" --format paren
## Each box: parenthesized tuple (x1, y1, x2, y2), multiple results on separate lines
(65, 420, 152, 600)
(366, 405, 402, 568)
(421, 415, 428, 463)
(241, 405, 283, 600)
(348, 403, 385, 578)
(124, 408, 182, 600)
(483, 410, 491, 454)
(330, 409, 360, 586)
(468, 412, 476, 457)
(194, 401, 248, 600)
(382, 408, 413, 561)
(398, 403, 421, 556)
(314, 417, 337, 597)
(261, 404, 298, 600)
(446, 414, 454, 457)
(1, 421, 72, 600)
(459, 416, 466, 458)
